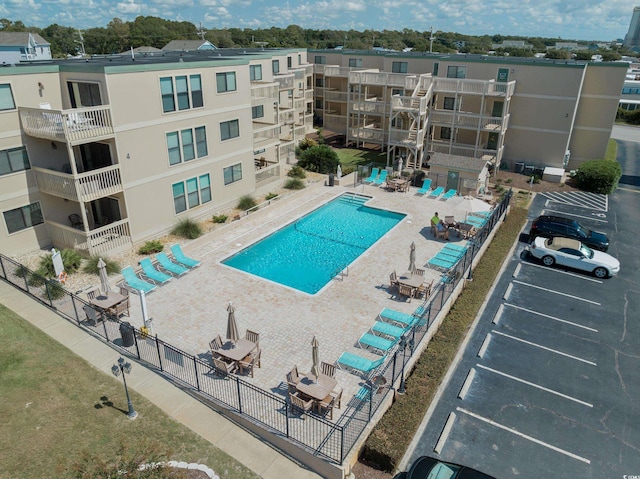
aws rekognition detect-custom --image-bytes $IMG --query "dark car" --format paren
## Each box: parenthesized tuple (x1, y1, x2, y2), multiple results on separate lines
(529, 215, 609, 251)
(407, 456, 496, 479)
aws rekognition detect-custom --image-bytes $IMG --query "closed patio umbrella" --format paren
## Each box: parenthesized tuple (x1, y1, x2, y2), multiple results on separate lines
(311, 335, 320, 380)
(409, 241, 416, 273)
(98, 258, 110, 294)
(226, 302, 240, 345)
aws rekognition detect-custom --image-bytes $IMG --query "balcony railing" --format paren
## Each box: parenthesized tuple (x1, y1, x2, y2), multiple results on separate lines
(255, 164, 281, 189)
(305, 90, 313, 100)
(325, 90, 349, 102)
(349, 71, 411, 88)
(19, 105, 114, 145)
(47, 218, 132, 256)
(388, 129, 425, 145)
(391, 95, 428, 113)
(349, 127, 385, 142)
(32, 164, 123, 202)
(253, 125, 280, 149)
(433, 79, 516, 97)
(350, 101, 387, 115)
(429, 111, 507, 131)
(251, 83, 279, 103)
(275, 75, 294, 90)
(428, 141, 500, 160)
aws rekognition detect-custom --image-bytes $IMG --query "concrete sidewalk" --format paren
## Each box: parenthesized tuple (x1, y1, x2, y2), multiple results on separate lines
(0, 280, 322, 479)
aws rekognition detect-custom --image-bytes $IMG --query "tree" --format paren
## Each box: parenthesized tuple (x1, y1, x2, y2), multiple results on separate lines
(574, 159, 622, 194)
(297, 145, 339, 174)
(545, 49, 570, 59)
(41, 24, 80, 57)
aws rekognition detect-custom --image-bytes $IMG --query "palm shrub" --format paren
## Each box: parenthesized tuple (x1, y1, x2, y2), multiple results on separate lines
(237, 195, 257, 211)
(37, 248, 82, 278)
(171, 218, 202, 239)
(284, 178, 305, 190)
(265, 193, 278, 200)
(137, 240, 164, 255)
(82, 256, 120, 275)
(287, 165, 307, 179)
(212, 214, 228, 223)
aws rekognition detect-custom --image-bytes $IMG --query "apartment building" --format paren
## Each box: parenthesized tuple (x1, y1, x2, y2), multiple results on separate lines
(0, 48, 313, 257)
(312, 50, 626, 177)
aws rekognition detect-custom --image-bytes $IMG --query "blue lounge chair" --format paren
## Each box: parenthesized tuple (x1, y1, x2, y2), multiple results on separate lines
(358, 332, 398, 355)
(415, 178, 432, 195)
(429, 186, 444, 198)
(441, 189, 457, 200)
(379, 308, 418, 328)
(372, 321, 406, 339)
(442, 243, 468, 254)
(337, 351, 386, 376)
(463, 216, 487, 228)
(121, 266, 157, 294)
(139, 258, 172, 285)
(363, 167, 380, 184)
(427, 256, 457, 271)
(372, 169, 388, 186)
(170, 244, 201, 268)
(156, 252, 189, 276)
(470, 211, 492, 219)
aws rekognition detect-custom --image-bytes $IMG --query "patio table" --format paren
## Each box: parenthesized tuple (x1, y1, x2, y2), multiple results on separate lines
(217, 338, 256, 362)
(397, 272, 424, 289)
(296, 373, 338, 401)
(388, 178, 408, 192)
(91, 291, 126, 313)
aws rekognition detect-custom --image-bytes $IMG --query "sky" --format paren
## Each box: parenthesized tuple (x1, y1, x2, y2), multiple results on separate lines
(3, 0, 639, 42)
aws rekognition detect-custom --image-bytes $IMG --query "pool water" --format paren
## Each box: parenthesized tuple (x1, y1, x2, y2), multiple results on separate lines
(222, 194, 406, 294)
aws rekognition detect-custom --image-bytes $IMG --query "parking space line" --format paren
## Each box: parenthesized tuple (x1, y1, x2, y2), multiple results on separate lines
(521, 262, 603, 283)
(512, 280, 601, 305)
(456, 407, 591, 464)
(504, 303, 599, 332)
(492, 330, 597, 366)
(542, 208, 608, 223)
(476, 364, 593, 407)
(434, 412, 457, 455)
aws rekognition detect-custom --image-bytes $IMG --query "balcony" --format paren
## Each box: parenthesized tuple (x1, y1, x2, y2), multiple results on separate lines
(433, 79, 516, 97)
(350, 101, 387, 115)
(349, 71, 411, 88)
(324, 90, 348, 102)
(429, 111, 508, 131)
(32, 164, 123, 202)
(251, 83, 279, 104)
(388, 129, 425, 146)
(47, 218, 132, 256)
(19, 105, 114, 145)
(391, 95, 428, 114)
(275, 75, 295, 90)
(428, 141, 501, 161)
(349, 127, 385, 142)
(305, 90, 313, 100)
(253, 124, 280, 149)
(322, 66, 352, 77)
(255, 163, 281, 189)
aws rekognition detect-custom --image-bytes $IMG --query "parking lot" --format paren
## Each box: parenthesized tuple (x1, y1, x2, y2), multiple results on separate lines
(403, 185, 640, 478)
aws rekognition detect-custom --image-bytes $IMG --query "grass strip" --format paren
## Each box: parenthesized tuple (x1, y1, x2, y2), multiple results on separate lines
(360, 206, 529, 472)
(0, 304, 260, 479)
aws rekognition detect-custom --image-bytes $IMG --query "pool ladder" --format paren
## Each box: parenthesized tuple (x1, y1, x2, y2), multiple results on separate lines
(332, 266, 349, 281)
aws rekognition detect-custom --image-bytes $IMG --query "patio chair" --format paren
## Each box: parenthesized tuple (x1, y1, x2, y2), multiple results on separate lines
(212, 357, 237, 376)
(389, 271, 399, 291)
(289, 391, 314, 418)
(416, 279, 434, 299)
(210, 335, 223, 359)
(68, 214, 83, 229)
(320, 361, 336, 378)
(112, 298, 130, 318)
(239, 348, 261, 378)
(337, 351, 386, 377)
(358, 332, 397, 355)
(441, 189, 457, 200)
(444, 216, 457, 227)
(170, 244, 201, 268)
(379, 308, 418, 328)
(139, 258, 172, 285)
(329, 388, 343, 409)
(86, 287, 100, 301)
(83, 305, 103, 325)
(429, 186, 444, 198)
(398, 284, 414, 302)
(118, 285, 130, 298)
(415, 178, 432, 195)
(245, 329, 260, 346)
(372, 321, 406, 340)
(317, 390, 340, 420)
(286, 365, 301, 393)
(414, 268, 425, 276)
(372, 169, 388, 186)
(155, 252, 189, 277)
(121, 267, 157, 294)
(362, 167, 380, 184)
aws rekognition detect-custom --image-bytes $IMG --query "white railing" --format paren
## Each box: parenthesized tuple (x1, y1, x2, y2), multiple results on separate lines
(19, 105, 114, 144)
(275, 75, 295, 89)
(350, 101, 387, 114)
(349, 127, 385, 142)
(433, 78, 516, 97)
(391, 96, 428, 113)
(255, 164, 281, 188)
(251, 83, 279, 103)
(305, 90, 313, 100)
(429, 141, 498, 160)
(388, 129, 425, 145)
(294, 98, 305, 110)
(429, 111, 506, 131)
(47, 218, 132, 256)
(325, 90, 349, 102)
(279, 110, 294, 123)
(32, 164, 123, 202)
(294, 126, 306, 138)
(323, 66, 352, 77)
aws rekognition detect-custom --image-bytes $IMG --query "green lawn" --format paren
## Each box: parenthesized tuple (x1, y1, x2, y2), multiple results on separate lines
(0, 304, 259, 479)
(335, 148, 388, 170)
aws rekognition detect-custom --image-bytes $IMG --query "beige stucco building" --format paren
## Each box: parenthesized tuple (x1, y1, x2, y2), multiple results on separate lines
(0, 48, 313, 257)
(311, 50, 627, 180)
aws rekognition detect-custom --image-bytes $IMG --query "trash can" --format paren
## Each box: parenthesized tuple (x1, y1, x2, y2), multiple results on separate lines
(119, 321, 135, 347)
(328, 173, 335, 186)
(414, 170, 426, 187)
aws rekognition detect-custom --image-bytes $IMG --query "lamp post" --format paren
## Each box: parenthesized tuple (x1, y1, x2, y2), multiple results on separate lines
(111, 357, 137, 420)
(467, 239, 477, 281)
(397, 336, 408, 395)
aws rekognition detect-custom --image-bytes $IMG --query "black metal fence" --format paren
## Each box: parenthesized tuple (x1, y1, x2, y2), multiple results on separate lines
(0, 189, 511, 465)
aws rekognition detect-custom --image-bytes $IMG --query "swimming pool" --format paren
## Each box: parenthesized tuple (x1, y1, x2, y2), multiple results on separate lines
(222, 194, 406, 294)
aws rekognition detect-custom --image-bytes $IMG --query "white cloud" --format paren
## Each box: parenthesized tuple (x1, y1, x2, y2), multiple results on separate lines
(117, 0, 143, 14)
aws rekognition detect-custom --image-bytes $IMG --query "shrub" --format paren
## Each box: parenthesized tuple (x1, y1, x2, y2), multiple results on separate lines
(284, 178, 305, 190)
(137, 240, 164, 255)
(265, 192, 278, 201)
(287, 165, 307, 179)
(342, 165, 355, 176)
(237, 195, 257, 211)
(574, 159, 622, 194)
(82, 256, 121, 275)
(212, 214, 228, 224)
(171, 218, 202, 239)
(296, 137, 318, 152)
(505, 178, 512, 184)
(37, 249, 82, 278)
(297, 144, 339, 174)
(42, 280, 66, 301)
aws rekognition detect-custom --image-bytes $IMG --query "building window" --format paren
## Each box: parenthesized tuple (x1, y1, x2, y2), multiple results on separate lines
(447, 66, 466, 78)
(443, 97, 456, 110)
(220, 119, 240, 141)
(160, 75, 203, 113)
(391, 88, 403, 96)
(315, 98, 323, 109)
(314, 55, 326, 64)
(315, 77, 324, 88)
(392, 61, 408, 73)
(216, 72, 237, 93)
(287, 56, 292, 68)
(0, 146, 30, 176)
(433, 63, 439, 76)
(166, 126, 208, 165)
(250, 65, 262, 81)
(252, 105, 264, 119)
(3, 202, 43, 234)
(223, 163, 243, 185)
(349, 58, 362, 67)
(0, 83, 16, 111)
(440, 127, 452, 140)
(272, 60, 280, 75)
(172, 174, 211, 214)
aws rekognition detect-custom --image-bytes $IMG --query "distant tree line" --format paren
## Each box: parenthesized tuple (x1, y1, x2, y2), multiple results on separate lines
(0, 17, 630, 60)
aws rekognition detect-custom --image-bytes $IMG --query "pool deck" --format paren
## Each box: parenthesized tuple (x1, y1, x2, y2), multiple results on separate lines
(131, 176, 490, 420)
